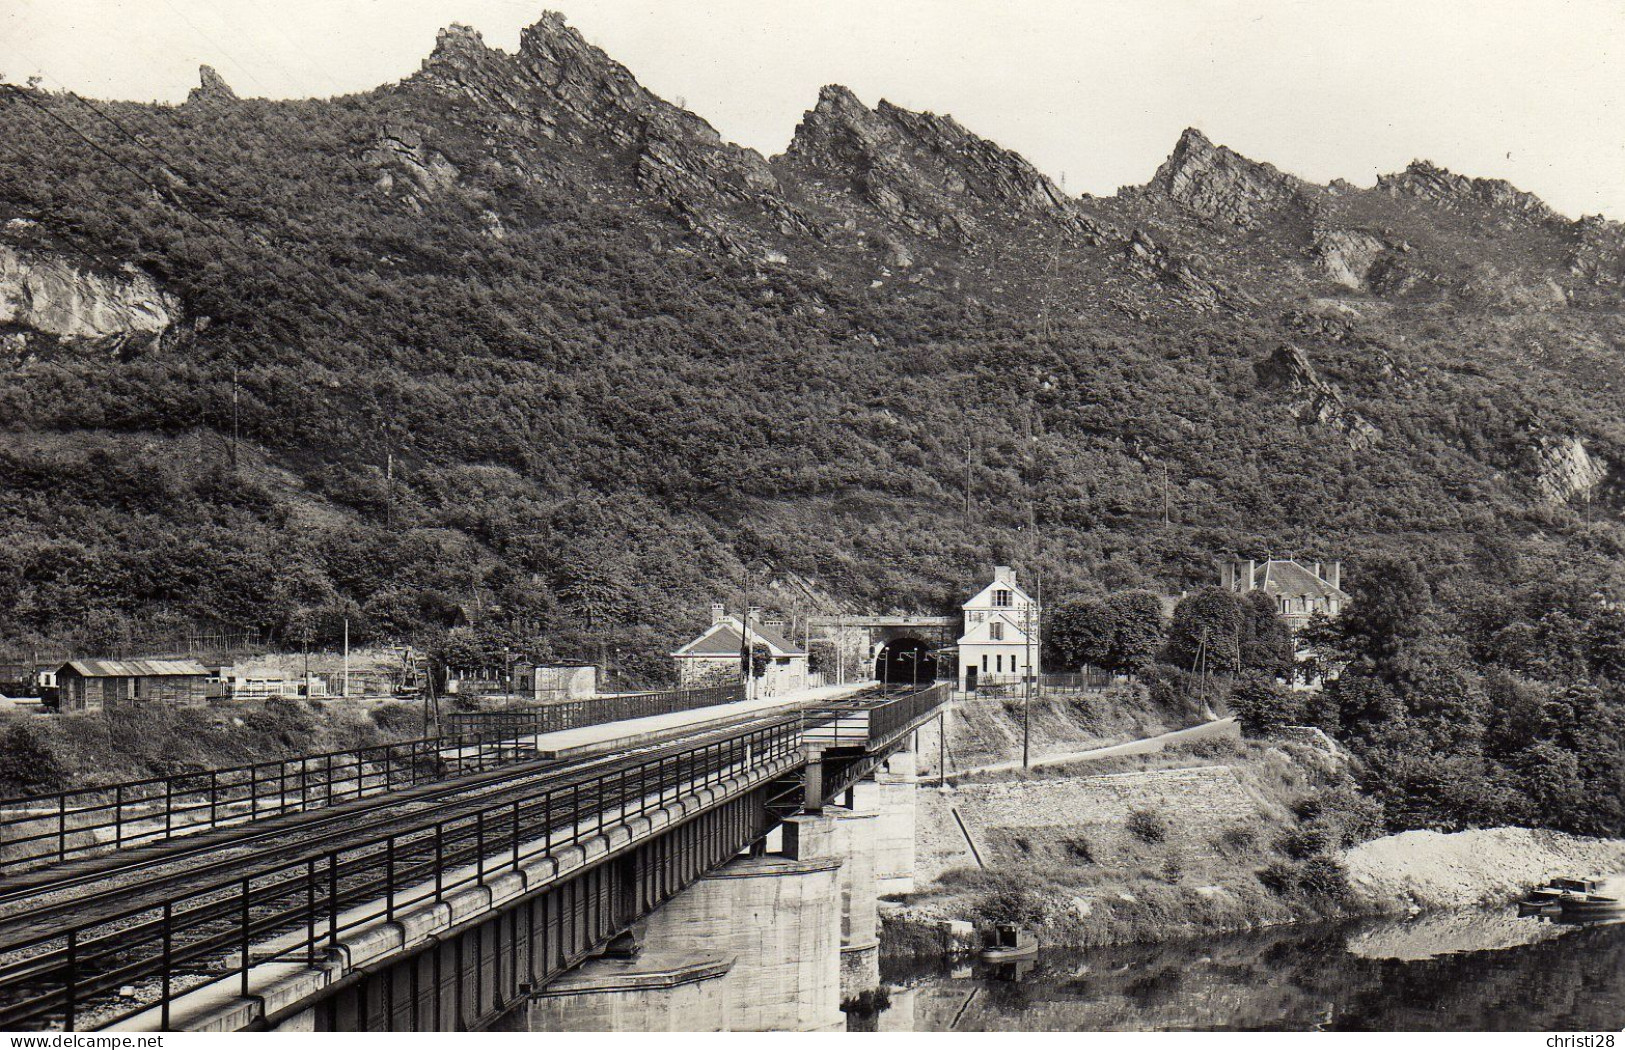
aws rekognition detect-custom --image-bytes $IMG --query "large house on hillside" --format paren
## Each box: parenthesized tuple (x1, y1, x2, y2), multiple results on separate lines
(1219, 558, 1350, 631)
(671, 604, 808, 697)
(957, 566, 1041, 691)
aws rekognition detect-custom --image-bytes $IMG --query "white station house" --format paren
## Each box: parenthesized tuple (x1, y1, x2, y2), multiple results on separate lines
(957, 565, 1040, 691)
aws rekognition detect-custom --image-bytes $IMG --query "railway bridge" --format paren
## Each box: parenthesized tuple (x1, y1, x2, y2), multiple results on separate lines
(0, 680, 948, 1032)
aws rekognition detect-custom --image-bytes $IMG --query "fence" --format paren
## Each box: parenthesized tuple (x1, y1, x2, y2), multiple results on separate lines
(0, 734, 535, 875)
(0, 718, 799, 1031)
(968, 670, 1117, 698)
(444, 683, 744, 741)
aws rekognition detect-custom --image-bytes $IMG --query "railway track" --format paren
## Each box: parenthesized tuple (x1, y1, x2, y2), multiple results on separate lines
(0, 709, 817, 1031)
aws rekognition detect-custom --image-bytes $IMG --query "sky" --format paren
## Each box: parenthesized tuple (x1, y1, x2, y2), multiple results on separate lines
(3, 0, 1623, 220)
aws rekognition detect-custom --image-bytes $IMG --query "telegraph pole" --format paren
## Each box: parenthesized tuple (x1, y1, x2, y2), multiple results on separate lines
(1022, 592, 1033, 769)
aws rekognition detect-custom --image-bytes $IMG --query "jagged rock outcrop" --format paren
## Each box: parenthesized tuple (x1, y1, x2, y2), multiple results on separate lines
(1312, 226, 1416, 294)
(1377, 160, 1558, 227)
(778, 85, 1110, 248)
(185, 65, 238, 108)
(1255, 344, 1382, 450)
(0, 243, 179, 361)
(1527, 434, 1609, 504)
(1123, 229, 1222, 311)
(1569, 214, 1625, 287)
(411, 17, 811, 261)
(1149, 128, 1305, 229)
(362, 123, 460, 207)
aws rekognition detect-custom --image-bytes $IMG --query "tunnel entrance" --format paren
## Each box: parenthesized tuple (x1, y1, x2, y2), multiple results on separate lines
(874, 638, 938, 686)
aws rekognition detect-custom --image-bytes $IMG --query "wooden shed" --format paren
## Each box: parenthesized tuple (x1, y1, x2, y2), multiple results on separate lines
(56, 658, 211, 712)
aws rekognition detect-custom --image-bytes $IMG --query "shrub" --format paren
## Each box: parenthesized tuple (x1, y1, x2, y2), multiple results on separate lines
(975, 883, 1050, 927)
(1276, 822, 1338, 860)
(1293, 785, 1386, 846)
(0, 720, 68, 796)
(1257, 860, 1301, 895)
(369, 702, 422, 739)
(1064, 836, 1095, 863)
(1298, 855, 1352, 900)
(1214, 826, 1258, 856)
(1125, 807, 1169, 844)
(1229, 674, 1305, 737)
(1160, 854, 1184, 882)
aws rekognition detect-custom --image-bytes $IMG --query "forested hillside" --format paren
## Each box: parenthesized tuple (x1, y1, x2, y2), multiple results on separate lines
(1, 11, 1623, 686)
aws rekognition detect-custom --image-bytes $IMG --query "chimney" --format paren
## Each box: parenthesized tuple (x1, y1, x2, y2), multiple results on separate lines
(1219, 561, 1233, 592)
(747, 605, 761, 623)
(710, 602, 726, 625)
(1327, 561, 1341, 590)
(1245, 560, 1256, 592)
(1313, 560, 1322, 581)
(993, 565, 1015, 586)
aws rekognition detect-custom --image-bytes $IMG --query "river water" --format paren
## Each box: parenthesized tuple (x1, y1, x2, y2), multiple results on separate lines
(866, 910, 1625, 1031)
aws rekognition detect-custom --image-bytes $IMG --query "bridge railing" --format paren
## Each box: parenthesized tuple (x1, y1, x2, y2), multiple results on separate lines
(444, 683, 744, 741)
(0, 733, 538, 875)
(0, 717, 801, 1033)
(867, 683, 951, 750)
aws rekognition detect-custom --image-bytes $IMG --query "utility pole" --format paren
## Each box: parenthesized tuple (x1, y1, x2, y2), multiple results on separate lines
(1022, 591, 1033, 769)
(1162, 464, 1170, 526)
(342, 617, 350, 699)
(229, 365, 240, 471)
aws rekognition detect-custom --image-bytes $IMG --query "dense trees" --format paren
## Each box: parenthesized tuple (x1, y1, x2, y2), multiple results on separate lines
(1300, 560, 1625, 837)
(1164, 589, 1292, 678)
(1046, 590, 1165, 673)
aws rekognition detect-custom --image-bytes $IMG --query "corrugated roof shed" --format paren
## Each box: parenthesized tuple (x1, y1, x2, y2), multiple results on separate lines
(61, 659, 211, 678)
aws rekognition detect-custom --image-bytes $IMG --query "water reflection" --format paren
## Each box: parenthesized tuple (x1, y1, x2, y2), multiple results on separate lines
(872, 912, 1625, 1031)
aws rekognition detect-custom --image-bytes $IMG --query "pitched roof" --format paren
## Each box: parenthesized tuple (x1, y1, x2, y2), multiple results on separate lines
(1253, 561, 1350, 602)
(672, 618, 805, 658)
(61, 658, 210, 678)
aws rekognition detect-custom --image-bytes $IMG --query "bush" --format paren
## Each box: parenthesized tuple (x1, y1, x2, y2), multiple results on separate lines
(1298, 855, 1352, 900)
(1125, 807, 1169, 844)
(1276, 822, 1339, 860)
(0, 720, 69, 795)
(975, 883, 1050, 927)
(1214, 826, 1258, 856)
(1293, 785, 1386, 847)
(1229, 674, 1305, 737)
(1160, 854, 1184, 882)
(369, 702, 423, 739)
(1257, 859, 1301, 895)
(1064, 836, 1095, 863)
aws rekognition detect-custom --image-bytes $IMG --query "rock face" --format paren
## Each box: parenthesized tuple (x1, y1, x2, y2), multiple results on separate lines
(1123, 229, 1222, 311)
(1255, 344, 1382, 450)
(1148, 128, 1305, 229)
(1377, 160, 1558, 227)
(185, 65, 238, 108)
(1527, 433, 1608, 504)
(778, 85, 1108, 248)
(411, 17, 809, 261)
(0, 243, 179, 361)
(1312, 226, 1414, 294)
(363, 124, 461, 207)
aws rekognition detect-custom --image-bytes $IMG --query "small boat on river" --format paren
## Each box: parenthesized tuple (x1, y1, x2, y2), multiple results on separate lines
(1518, 876, 1623, 921)
(981, 923, 1039, 962)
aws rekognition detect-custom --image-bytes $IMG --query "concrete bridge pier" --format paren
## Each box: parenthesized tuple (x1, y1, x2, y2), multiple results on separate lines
(516, 814, 844, 1032)
(828, 791, 880, 1000)
(872, 748, 918, 895)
